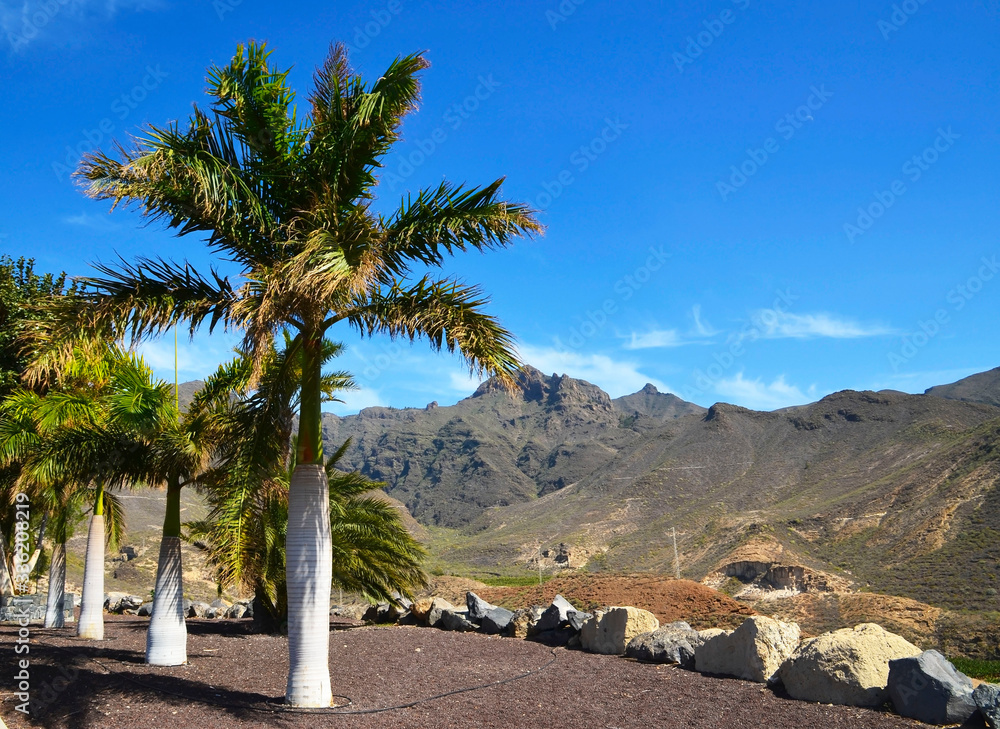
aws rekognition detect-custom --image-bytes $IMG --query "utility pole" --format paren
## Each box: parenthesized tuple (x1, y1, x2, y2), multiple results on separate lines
(672, 527, 680, 579)
(536, 542, 543, 586)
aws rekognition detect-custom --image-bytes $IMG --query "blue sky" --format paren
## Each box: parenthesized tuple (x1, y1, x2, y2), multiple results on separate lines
(1, 0, 998, 413)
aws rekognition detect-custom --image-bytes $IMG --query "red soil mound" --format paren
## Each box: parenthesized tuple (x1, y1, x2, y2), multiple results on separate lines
(478, 574, 755, 629)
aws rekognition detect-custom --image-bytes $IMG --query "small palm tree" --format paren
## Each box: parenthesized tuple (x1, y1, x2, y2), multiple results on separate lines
(188, 337, 425, 632)
(32, 40, 539, 705)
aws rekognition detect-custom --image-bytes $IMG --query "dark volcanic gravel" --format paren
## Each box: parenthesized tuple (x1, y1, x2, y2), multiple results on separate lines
(0, 616, 942, 729)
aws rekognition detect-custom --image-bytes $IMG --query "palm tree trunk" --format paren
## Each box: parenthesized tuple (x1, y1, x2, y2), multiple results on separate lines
(26, 511, 48, 574)
(0, 531, 14, 597)
(285, 336, 332, 707)
(77, 487, 106, 640)
(43, 541, 66, 628)
(146, 477, 186, 665)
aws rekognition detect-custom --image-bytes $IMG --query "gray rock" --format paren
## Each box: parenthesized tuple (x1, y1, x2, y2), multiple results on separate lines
(466, 592, 498, 623)
(439, 609, 476, 632)
(225, 604, 247, 620)
(210, 598, 231, 610)
(137, 602, 153, 617)
(481, 606, 515, 635)
(535, 594, 577, 632)
(504, 606, 545, 639)
(974, 682, 1000, 728)
(886, 650, 977, 725)
(331, 604, 366, 621)
(363, 602, 402, 624)
(119, 595, 144, 612)
(626, 622, 701, 668)
(188, 601, 211, 618)
(567, 609, 592, 632)
(426, 597, 456, 629)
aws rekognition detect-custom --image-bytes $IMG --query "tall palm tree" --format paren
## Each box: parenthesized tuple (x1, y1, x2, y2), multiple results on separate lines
(31, 40, 540, 706)
(188, 335, 425, 632)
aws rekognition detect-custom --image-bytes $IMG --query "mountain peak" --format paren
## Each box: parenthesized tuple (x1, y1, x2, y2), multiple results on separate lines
(640, 383, 659, 394)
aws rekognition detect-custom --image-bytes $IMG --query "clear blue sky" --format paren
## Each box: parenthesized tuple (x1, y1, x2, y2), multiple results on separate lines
(2, 0, 998, 413)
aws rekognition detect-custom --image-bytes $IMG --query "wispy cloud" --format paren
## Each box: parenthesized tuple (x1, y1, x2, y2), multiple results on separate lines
(623, 328, 684, 350)
(750, 311, 896, 340)
(3, 0, 163, 50)
(714, 372, 817, 410)
(518, 343, 670, 397)
(136, 330, 240, 384)
(326, 387, 386, 415)
(691, 304, 719, 337)
(449, 371, 482, 393)
(64, 212, 121, 231)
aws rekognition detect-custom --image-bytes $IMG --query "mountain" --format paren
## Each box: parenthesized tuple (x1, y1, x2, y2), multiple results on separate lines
(320, 366, 704, 527)
(925, 367, 1000, 407)
(319, 366, 1000, 620)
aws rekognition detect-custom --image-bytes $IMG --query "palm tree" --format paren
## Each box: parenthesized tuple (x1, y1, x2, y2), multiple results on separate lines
(31, 40, 540, 706)
(188, 336, 425, 632)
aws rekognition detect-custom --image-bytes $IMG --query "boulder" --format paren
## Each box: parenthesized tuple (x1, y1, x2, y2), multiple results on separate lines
(426, 597, 456, 629)
(581, 607, 660, 656)
(481, 607, 515, 635)
(119, 595, 144, 612)
(695, 616, 800, 683)
(104, 592, 130, 613)
(466, 592, 498, 623)
(210, 598, 232, 609)
(439, 609, 476, 632)
(137, 602, 154, 617)
(331, 604, 366, 621)
(363, 602, 402, 624)
(777, 623, 921, 707)
(504, 606, 544, 639)
(534, 595, 578, 633)
(887, 650, 976, 725)
(410, 598, 434, 623)
(974, 682, 1000, 728)
(188, 601, 211, 618)
(567, 609, 592, 632)
(626, 621, 701, 668)
(225, 604, 247, 620)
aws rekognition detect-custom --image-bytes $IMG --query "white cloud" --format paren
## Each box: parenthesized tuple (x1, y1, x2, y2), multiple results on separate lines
(64, 213, 121, 231)
(2, 0, 162, 50)
(691, 304, 719, 337)
(713, 372, 816, 411)
(449, 371, 483, 394)
(623, 329, 684, 350)
(749, 311, 896, 341)
(326, 387, 386, 414)
(517, 343, 670, 398)
(136, 330, 240, 384)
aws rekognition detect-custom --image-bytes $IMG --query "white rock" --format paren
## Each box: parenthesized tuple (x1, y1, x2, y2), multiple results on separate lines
(694, 616, 800, 683)
(580, 606, 659, 655)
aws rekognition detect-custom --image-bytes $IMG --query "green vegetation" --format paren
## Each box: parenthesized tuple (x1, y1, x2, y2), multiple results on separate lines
(951, 657, 1000, 682)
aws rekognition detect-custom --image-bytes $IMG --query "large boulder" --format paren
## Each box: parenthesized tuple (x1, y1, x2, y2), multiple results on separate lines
(104, 592, 131, 613)
(581, 607, 660, 656)
(426, 598, 457, 629)
(534, 595, 578, 633)
(439, 609, 476, 632)
(225, 604, 247, 620)
(137, 602, 154, 617)
(887, 650, 977, 725)
(410, 598, 434, 623)
(974, 682, 1000, 728)
(188, 601, 211, 618)
(778, 623, 922, 707)
(363, 602, 402, 624)
(695, 616, 800, 684)
(504, 606, 544, 639)
(466, 592, 498, 623)
(626, 621, 701, 668)
(481, 607, 515, 635)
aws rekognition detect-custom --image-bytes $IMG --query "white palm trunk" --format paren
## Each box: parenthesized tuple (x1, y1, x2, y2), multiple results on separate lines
(43, 542, 66, 628)
(0, 533, 14, 597)
(145, 536, 186, 665)
(76, 514, 105, 640)
(285, 464, 333, 707)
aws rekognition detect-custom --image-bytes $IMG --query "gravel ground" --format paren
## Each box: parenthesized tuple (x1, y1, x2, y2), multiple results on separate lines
(0, 616, 950, 729)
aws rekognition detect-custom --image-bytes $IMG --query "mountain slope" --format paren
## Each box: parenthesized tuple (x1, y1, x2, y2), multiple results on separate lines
(925, 367, 1000, 407)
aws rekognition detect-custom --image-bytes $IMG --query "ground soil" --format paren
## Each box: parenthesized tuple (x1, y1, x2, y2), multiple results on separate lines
(478, 575, 756, 630)
(0, 615, 950, 729)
